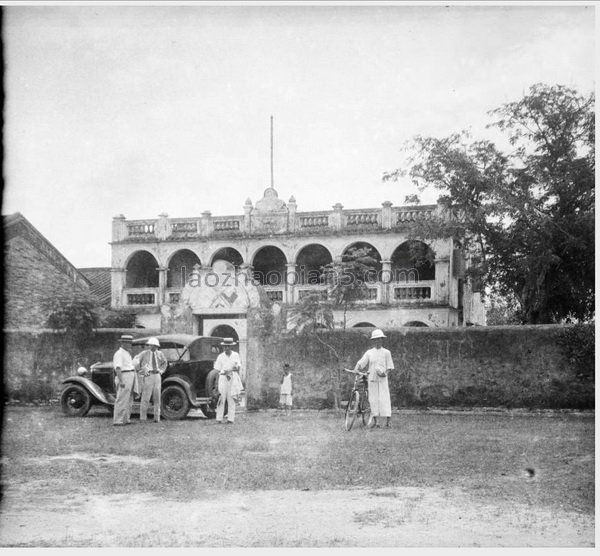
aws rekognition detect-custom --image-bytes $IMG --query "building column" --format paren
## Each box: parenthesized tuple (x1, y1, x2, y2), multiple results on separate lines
(434, 257, 451, 305)
(288, 196, 297, 233)
(285, 263, 297, 304)
(112, 215, 127, 242)
(158, 267, 168, 305)
(243, 199, 253, 234)
(111, 267, 126, 309)
(380, 260, 392, 304)
(156, 213, 170, 240)
(200, 211, 212, 237)
(332, 203, 344, 231)
(381, 201, 393, 230)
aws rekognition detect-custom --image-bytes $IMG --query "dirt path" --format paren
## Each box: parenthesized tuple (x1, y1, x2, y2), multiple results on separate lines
(0, 483, 593, 547)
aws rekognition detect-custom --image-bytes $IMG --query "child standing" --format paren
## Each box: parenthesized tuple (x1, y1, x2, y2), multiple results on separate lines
(279, 363, 293, 415)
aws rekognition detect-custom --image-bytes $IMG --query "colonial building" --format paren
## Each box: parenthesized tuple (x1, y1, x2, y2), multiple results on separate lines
(4, 212, 92, 330)
(110, 188, 485, 368)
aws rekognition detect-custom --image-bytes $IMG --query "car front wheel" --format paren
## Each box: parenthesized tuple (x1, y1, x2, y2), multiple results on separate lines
(60, 384, 92, 417)
(161, 385, 190, 420)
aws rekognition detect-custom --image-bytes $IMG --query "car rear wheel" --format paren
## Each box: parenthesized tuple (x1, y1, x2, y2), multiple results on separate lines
(161, 385, 190, 420)
(60, 385, 92, 417)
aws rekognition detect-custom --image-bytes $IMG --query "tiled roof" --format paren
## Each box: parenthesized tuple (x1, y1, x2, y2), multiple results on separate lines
(4, 212, 92, 288)
(78, 267, 112, 306)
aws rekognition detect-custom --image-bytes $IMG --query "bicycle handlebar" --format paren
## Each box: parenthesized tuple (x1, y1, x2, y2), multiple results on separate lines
(343, 368, 367, 377)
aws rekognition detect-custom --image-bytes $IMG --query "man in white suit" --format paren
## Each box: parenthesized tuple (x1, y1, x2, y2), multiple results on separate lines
(133, 337, 168, 422)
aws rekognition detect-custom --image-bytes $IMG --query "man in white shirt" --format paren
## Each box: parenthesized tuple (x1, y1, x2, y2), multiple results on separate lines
(112, 334, 139, 426)
(133, 337, 168, 422)
(214, 338, 242, 424)
(354, 329, 395, 428)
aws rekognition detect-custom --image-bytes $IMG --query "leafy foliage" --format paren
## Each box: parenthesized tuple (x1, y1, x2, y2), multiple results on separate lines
(556, 323, 595, 383)
(485, 294, 521, 326)
(290, 246, 379, 335)
(43, 292, 99, 347)
(96, 308, 138, 328)
(385, 84, 594, 323)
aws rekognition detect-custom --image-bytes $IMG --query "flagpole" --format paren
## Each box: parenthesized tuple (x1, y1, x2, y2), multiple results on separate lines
(270, 115, 274, 188)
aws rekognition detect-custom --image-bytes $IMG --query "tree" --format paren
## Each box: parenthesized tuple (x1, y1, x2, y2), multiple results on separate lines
(96, 307, 138, 328)
(485, 293, 521, 326)
(288, 246, 379, 408)
(384, 84, 594, 324)
(43, 292, 100, 348)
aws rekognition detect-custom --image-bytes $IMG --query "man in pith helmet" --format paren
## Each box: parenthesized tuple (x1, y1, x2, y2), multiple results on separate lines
(353, 329, 395, 428)
(133, 337, 168, 423)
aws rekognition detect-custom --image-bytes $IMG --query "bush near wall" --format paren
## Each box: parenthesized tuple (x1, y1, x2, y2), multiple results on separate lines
(3, 329, 157, 403)
(246, 325, 594, 410)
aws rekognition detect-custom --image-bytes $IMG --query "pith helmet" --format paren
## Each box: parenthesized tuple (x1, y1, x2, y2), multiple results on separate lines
(369, 329, 386, 340)
(146, 337, 160, 347)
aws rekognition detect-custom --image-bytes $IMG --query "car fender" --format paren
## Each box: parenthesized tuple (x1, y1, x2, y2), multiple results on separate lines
(61, 376, 113, 406)
(161, 375, 200, 407)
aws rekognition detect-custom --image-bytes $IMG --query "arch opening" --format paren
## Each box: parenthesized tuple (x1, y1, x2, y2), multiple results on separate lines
(296, 244, 332, 285)
(167, 249, 201, 288)
(252, 246, 287, 286)
(125, 251, 159, 288)
(211, 248, 243, 270)
(391, 241, 435, 282)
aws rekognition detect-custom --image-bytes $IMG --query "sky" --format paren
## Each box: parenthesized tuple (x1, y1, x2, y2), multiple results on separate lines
(3, 2, 596, 268)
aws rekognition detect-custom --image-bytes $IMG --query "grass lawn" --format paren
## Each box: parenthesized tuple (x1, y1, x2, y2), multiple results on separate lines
(1, 405, 594, 515)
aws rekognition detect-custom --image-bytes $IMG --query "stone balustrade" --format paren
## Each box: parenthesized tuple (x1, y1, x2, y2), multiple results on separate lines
(126, 221, 156, 237)
(295, 285, 328, 303)
(170, 220, 198, 238)
(115, 203, 438, 242)
(395, 207, 434, 223)
(298, 214, 330, 229)
(263, 287, 284, 303)
(345, 211, 379, 227)
(213, 218, 242, 232)
(393, 281, 435, 301)
(123, 288, 159, 305)
(121, 280, 440, 308)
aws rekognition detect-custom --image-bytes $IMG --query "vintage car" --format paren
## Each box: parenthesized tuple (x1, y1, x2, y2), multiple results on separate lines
(60, 334, 225, 420)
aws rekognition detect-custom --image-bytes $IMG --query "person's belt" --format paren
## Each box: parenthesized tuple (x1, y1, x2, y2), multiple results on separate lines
(148, 370, 160, 374)
(120, 370, 135, 373)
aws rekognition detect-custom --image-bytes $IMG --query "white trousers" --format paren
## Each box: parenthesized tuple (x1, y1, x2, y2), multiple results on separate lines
(113, 371, 135, 424)
(216, 374, 236, 423)
(140, 373, 161, 421)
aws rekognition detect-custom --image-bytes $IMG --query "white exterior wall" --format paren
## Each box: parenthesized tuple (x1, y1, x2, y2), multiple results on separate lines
(110, 193, 485, 329)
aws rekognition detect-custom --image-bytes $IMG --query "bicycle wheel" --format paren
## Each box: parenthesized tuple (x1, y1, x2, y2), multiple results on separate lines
(360, 395, 371, 427)
(344, 390, 360, 431)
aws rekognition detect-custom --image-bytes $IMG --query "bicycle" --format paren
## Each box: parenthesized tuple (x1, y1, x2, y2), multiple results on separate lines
(343, 368, 371, 431)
